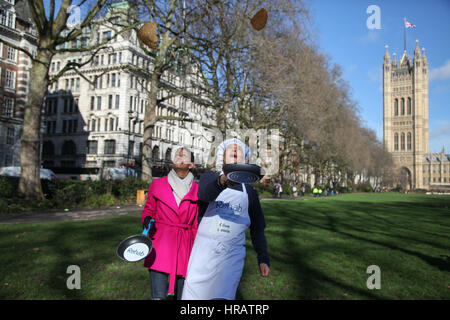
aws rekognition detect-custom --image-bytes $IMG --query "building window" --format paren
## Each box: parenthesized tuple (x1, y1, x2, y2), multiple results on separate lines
(6, 127, 14, 145)
(401, 98, 405, 115)
(43, 141, 55, 156)
(394, 99, 398, 116)
(110, 118, 114, 131)
(104, 140, 116, 154)
(108, 95, 113, 109)
(115, 95, 120, 109)
(394, 133, 399, 151)
(407, 132, 412, 150)
(103, 160, 115, 168)
(62, 140, 76, 155)
(407, 97, 412, 115)
(86, 140, 98, 155)
(3, 97, 14, 117)
(400, 133, 405, 150)
(103, 31, 112, 41)
(128, 140, 135, 157)
(5, 69, 16, 89)
(97, 96, 101, 110)
(91, 119, 96, 131)
(6, 46, 16, 62)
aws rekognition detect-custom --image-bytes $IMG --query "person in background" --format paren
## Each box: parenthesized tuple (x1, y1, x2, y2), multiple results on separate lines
(292, 184, 298, 198)
(141, 147, 199, 300)
(182, 138, 270, 300)
(313, 186, 318, 197)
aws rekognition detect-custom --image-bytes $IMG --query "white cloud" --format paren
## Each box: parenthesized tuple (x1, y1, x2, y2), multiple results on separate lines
(429, 60, 450, 81)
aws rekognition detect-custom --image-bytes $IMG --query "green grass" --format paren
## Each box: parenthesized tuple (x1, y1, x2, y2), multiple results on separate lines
(0, 193, 449, 299)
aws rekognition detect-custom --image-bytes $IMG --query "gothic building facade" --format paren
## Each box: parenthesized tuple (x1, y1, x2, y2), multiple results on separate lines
(383, 40, 450, 190)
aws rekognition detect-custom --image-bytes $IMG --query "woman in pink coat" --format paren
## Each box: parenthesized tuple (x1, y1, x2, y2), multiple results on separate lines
(141, 147, 199, 300)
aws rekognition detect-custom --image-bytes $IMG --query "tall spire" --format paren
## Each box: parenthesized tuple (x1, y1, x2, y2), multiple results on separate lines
(384, 45, 390, 62)
(392, 52, 397, 68)
(414, 39, 420, 58)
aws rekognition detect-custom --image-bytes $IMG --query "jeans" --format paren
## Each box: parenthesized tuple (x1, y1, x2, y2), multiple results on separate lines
(149, 269, 185, 300)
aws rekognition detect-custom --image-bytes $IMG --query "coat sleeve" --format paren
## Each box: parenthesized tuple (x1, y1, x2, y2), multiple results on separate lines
(197, 171, 226, 203)
(247, 185, 270, 267)
(141, 180, 157, 224)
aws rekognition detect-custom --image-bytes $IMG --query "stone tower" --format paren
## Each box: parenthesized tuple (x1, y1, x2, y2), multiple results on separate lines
(382, 40, 429, 189)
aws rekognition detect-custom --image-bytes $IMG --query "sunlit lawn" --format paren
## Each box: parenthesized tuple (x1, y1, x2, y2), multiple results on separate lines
(1, 193, 449, 299)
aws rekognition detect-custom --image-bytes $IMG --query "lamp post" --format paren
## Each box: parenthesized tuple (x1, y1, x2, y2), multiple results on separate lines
(127, 109, 136, 177)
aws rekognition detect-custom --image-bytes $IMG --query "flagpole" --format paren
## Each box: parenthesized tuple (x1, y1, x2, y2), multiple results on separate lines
(403, 17, 406, 52)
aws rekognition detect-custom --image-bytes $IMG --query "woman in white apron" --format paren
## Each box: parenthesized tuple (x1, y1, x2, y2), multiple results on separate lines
(182, 138, 270, 300)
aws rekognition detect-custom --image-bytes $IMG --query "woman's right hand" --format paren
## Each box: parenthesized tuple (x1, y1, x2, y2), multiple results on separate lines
(219, 174, 228, 187)
(143, 216, 152, 230)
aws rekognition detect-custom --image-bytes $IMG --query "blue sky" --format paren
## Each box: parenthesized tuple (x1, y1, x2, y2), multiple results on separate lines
(307, 0, 450, 153)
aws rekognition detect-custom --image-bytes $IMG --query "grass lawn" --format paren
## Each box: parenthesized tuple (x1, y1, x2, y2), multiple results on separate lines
(0, 193, 449, 299)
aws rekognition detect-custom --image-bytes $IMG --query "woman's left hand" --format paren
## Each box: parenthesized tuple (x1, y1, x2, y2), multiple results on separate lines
(259, 263, 270, 277)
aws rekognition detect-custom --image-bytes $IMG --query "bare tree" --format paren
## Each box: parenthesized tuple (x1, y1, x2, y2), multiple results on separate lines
(11, 0, 111, 199)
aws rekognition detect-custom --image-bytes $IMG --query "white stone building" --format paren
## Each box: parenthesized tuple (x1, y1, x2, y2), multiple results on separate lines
(42, 1, 216, 179)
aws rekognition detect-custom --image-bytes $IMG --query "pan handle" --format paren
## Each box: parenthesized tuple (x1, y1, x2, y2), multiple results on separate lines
(142, 218, 155, 236)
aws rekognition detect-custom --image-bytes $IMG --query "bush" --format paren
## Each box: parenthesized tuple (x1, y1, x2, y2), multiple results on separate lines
(83, 193, 116, 208)
(112, 177, 151, 202)
(252, 183, 275, 196)
(52, 180, 91, 207)
(0, 177, 15, 198)
(412, 189, 428, 194)
(337, 186, 352, 193)
(282, 183, 293, 196)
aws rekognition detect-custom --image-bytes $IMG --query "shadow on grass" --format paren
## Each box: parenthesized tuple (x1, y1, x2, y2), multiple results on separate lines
(259, 196, 450, 299)
(42, 216, 141, 299)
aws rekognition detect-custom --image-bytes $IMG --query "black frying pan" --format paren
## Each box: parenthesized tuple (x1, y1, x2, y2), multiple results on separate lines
(223, 163, 265, 184)
(117, 219, 154, 262)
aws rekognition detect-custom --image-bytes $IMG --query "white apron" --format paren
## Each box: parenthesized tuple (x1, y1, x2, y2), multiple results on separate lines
(181, 184, 250, 300)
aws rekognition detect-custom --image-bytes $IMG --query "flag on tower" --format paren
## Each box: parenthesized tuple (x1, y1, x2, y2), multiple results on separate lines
(405, 20, 416, 28)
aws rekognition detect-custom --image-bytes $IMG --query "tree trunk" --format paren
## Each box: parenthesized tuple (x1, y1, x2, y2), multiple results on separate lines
(141, 71, 158, 182)
(18, 49, 52, 200)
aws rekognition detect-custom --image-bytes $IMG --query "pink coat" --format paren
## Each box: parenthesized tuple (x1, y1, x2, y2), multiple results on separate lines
(140, 176, 199, 295)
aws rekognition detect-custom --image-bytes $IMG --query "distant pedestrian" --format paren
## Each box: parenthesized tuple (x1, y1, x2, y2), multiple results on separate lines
(277, 184, 283, 198)
(300, 185, 305, 197)
(292, 185, 298, 198)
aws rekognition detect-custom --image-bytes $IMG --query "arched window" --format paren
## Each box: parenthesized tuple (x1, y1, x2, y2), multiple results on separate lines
(407, 132, 412, 150)
(165, 148, 172, 162)
(43, 141, 55, 156)
(407, 97, 412, 115)
(401, 98, 405, 115)
(62, 140, 76, 155)
(394, 99, 398, 116)
(152, 146, 160, 161)
(401, 133, 405, 150)
(394, 133, 399, 151)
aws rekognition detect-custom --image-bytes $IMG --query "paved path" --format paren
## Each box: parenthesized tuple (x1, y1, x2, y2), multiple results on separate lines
(0, 197, 305, 225)
(0, 204, 143, 225)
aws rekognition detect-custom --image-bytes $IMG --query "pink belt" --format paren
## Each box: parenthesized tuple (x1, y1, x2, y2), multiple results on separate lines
(156, 220, 192, 230)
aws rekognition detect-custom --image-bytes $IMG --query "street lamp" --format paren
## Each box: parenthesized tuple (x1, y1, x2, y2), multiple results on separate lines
(127, 109, 136, 176)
